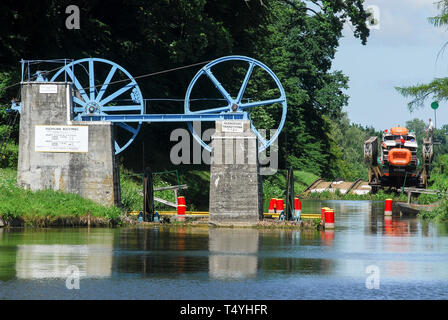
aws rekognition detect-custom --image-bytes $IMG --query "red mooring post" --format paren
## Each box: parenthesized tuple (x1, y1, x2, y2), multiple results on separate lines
(276, 198, 284, 212)
(321, 207, 330, 223)
(324, 209, 335, 229)
(268, 198, 276, 213)
(385, 198, 393, 216)
(294, 198, 301, 220)
(177, 199, 186, 221)
(177, 196, 186, 205)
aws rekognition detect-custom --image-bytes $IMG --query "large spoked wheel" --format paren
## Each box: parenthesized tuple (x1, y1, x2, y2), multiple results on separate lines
(50, 58, 144, 155)
(184, 55, 287, 152)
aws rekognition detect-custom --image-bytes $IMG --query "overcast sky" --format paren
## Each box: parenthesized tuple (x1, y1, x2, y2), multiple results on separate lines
(332, 0, 448, 130)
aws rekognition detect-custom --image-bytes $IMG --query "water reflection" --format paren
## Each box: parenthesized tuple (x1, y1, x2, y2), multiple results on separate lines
(321, 229, 335, 247)
(208, 228, 259, 280)
(15, 243, 113, 279)
(1, 202, 448, 299)
(113, 227, 209, 276)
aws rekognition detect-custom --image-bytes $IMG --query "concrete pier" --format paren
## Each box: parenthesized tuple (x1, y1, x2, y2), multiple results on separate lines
(209, 120, 263, 226)
(17, 82, 120, 206)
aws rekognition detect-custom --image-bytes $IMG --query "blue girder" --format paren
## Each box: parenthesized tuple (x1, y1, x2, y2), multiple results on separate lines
(81, 112, 247, 122)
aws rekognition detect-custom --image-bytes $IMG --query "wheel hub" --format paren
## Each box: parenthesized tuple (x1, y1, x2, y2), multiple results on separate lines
(86, 101, 100, 114)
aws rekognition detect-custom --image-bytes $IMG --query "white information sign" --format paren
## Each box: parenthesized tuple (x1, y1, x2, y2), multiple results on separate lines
(39, 84, 58, 94)
(35, 126, 88, 153)
(222, 121, 244, 133)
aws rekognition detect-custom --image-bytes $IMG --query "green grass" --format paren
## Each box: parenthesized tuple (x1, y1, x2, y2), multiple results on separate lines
(120, 167, 180, 212)
(0, 142, 18, 168)
(5, 163, 445, 226)
(417, 154, 448, 221)
(0, 168, 121, 223)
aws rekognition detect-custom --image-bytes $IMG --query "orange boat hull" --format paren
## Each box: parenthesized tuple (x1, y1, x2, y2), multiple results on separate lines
(388, 148, 412, 166)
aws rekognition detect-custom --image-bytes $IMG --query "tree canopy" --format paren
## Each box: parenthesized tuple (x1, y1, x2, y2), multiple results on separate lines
(395, 0, 448, 111)
(0, 0, 371, 179)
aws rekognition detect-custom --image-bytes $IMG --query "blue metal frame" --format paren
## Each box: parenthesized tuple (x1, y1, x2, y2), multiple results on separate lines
(81, 112, 247, 122)
(50, 58, 144, 155)
(20, 59, 73, 83)
(184, 55, 287, 152)
(20, 56, 287, 155)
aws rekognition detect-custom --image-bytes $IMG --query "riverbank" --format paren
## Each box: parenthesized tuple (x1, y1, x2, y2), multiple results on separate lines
(419, 198, 448, 222)
(0, 168, 121, 227)
(124, 217, 317, 230)
(0, 168, 318, 229)
(0, 208, 318, 229)
(2, 166, 445, 226)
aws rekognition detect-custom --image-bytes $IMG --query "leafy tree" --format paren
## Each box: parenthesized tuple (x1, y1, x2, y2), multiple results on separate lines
(328, 113, 381, 181)
(257, 0, 370, 178)
(395, 1, 448, 111)
(0, 0, 371, 181)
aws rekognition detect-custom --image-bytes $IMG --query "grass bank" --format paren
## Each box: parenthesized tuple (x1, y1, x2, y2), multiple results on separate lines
(417, 154, 448, 222)
(419, 199, 448, 222)
(0, 168, 121, 227)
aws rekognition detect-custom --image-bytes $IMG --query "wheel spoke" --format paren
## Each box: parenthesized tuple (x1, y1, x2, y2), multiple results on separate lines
(73, 96, 86, 107)
(89, 60, 95, 100)
(236, 61, 255, 104)
(65, 68, 89, 101)
(204, 68, 232, 103)
(95, 65, 117, 102)
(240, 97, 285, 109)
(102, 105, 142, 112)
(73, 107, 84, 113)
(114, 141, 120, 153)
(251, 125, 268, 149)
(100, 82, 135, 106)
(116, 122, 138, 135)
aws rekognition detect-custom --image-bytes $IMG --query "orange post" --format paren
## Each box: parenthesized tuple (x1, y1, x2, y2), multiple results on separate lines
(268, 198, 276, 213)
(177, 196, 186, 205)
(385, 199, 393, 216)
(276, 198, 284, 212)
(294, 198, 301, 220)
(324, 209, 335, 229)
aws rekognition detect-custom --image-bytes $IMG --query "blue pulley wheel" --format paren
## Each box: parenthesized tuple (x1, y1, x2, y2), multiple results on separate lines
(184, 55, 287, 152)
(50, 58, 144, 155)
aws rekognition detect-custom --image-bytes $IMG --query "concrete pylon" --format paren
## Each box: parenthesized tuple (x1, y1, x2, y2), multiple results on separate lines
(209, 120, 263, 226)
(17, 82, 120, 206)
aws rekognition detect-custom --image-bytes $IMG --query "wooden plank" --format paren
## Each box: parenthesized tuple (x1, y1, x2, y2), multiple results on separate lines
(154, 197, 177, 208)
(302, 178, 323, 193)
(154, 184, 188, 191)
(402, 187, 440, 195)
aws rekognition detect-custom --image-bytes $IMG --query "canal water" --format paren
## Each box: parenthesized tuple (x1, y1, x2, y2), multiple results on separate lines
(1, 200, 448, 300)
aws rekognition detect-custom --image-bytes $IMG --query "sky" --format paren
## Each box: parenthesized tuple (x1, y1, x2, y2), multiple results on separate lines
(331, 0, 448, 131)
